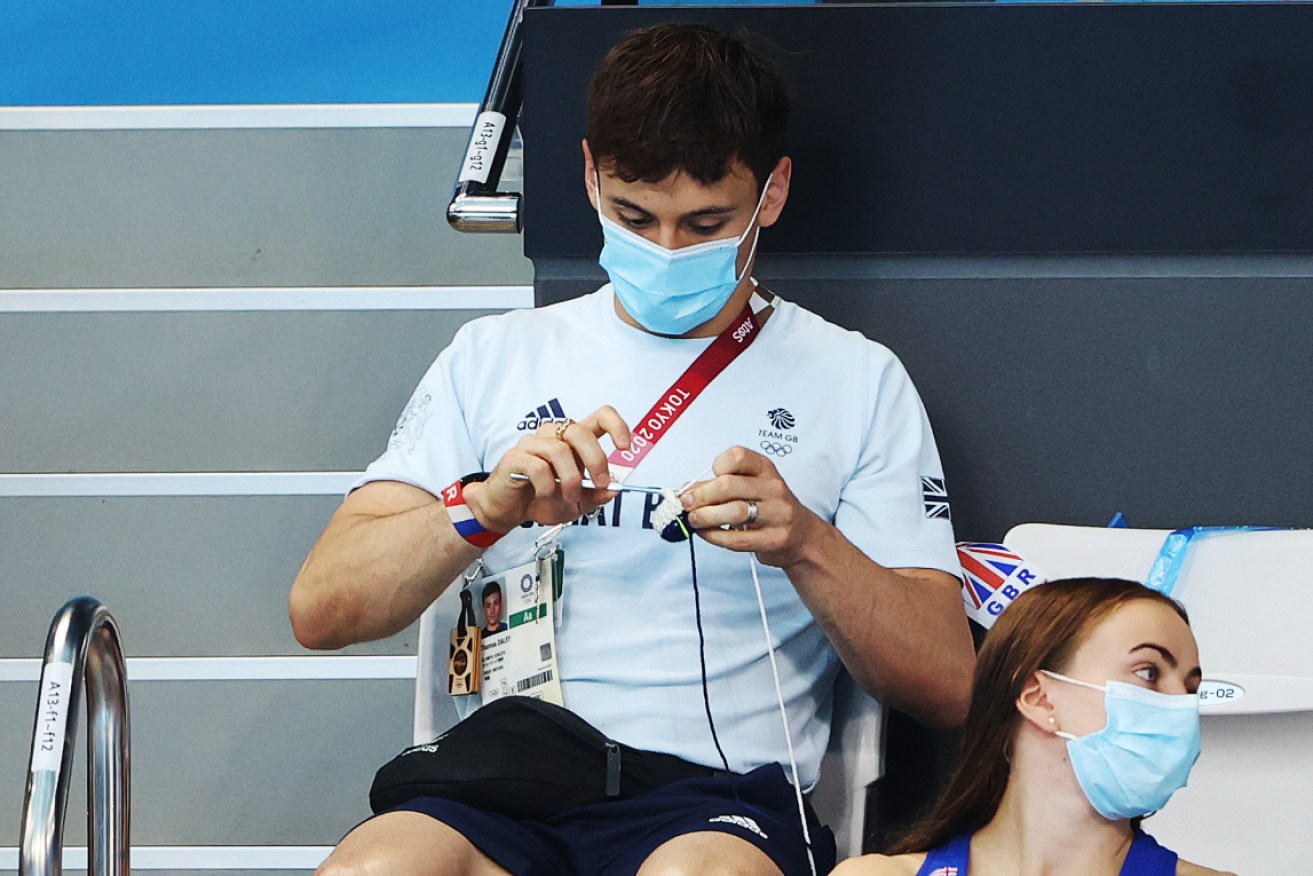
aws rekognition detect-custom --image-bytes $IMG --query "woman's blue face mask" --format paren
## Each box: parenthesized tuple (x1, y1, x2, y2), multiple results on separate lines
(595, 172, 770, 336)
(1042, 669, 1201, 820)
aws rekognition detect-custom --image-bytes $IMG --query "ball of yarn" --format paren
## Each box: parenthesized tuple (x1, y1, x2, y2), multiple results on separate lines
(652, 488, 692, 542)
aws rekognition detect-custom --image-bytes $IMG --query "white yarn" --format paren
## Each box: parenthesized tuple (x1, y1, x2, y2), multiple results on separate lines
(750, 553, 818, 876)
(651, 488, 685, 534)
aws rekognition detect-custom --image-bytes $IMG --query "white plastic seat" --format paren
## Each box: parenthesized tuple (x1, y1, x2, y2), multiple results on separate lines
(811, 668, 885, 860)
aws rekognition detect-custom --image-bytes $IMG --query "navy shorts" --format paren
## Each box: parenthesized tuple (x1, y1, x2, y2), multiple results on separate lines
(383, 763, 836, 876)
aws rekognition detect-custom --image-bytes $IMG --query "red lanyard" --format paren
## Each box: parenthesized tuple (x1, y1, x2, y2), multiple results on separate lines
(607, 293, 771, 481)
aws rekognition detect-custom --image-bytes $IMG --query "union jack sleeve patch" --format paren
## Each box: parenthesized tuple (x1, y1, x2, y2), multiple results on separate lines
(921, 476, 951, 520)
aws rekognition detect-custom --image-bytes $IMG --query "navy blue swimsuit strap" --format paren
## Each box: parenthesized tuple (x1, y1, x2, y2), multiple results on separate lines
(1121, 830, 1178, 876)
(914, 832, 971, 876)
(912, 829, 1175, 876)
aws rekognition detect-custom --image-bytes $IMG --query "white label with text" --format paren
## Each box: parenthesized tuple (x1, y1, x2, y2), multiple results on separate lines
(30, 662, 74, 772)
(458, 111, 507, 184)
(1198, 679, 1246, 708)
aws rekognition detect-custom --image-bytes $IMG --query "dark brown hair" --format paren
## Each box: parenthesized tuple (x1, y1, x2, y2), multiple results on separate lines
(887, 578, 1190, 854)
(586, 23, 789, 192)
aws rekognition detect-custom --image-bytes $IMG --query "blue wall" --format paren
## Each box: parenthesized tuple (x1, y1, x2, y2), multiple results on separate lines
(1, 0, 514, 105)
(0, 0, 812, 106)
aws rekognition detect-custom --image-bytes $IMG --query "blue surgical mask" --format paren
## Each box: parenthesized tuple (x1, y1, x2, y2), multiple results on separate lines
(595, 173, 770, 336)
(1041, 669, 1201, 820)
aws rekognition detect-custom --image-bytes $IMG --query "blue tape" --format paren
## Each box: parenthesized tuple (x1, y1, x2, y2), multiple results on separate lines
(1145, 526, 1285, 596)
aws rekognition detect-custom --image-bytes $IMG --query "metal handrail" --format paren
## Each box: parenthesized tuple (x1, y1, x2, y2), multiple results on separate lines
(20, 597, 131, 876)
(447, 0, 554, 233)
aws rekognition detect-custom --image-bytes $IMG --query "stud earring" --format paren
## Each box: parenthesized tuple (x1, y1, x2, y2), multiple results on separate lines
(1047, 716, 1056, 725)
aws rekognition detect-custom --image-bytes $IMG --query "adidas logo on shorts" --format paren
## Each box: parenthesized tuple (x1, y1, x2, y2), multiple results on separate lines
(707, 814, 768, 839)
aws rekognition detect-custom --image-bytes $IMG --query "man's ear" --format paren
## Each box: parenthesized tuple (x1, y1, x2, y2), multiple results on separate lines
(758, 155, 792, 229)
(582, 139, 599, 210)
(1017, 671, 1059, 734)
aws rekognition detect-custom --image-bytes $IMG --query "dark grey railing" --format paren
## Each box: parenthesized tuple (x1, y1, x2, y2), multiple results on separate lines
(20, 596, 131, 876)
(447, 0, 554, 233)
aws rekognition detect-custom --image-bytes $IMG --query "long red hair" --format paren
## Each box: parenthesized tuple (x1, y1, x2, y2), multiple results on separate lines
(886, 577, 1189, 853)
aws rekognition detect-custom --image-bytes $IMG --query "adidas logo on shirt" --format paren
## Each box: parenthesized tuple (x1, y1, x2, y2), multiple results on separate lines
(517, 398, 568, 431)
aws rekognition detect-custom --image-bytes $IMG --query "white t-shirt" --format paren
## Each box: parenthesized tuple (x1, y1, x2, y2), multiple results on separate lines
(356, 286, 957, 787)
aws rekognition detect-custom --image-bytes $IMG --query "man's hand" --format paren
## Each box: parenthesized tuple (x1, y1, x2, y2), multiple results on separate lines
(679, 445, 820, 568)
(464, 405, 632, 533)
(680, 444, 974, 726)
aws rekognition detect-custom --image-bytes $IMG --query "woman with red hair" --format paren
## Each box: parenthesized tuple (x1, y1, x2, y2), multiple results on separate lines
(836, 577, 1233, 876)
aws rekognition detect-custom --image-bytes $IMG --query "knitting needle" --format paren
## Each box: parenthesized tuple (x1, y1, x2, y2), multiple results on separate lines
(507, 472, 666, 495)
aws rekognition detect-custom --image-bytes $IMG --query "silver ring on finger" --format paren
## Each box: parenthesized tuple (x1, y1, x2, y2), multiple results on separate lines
(744, 500, 759, 527)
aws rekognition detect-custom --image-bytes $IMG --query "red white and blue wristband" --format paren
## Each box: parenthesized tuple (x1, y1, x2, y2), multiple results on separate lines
(442, 473, 505, 549)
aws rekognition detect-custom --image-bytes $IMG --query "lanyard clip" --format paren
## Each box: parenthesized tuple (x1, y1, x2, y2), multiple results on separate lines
(461, 559, 487, 590)
(534, 525, 563, 560)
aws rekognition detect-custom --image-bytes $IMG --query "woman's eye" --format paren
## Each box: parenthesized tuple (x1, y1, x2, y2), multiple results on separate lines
(1134, 664, 1160, 684)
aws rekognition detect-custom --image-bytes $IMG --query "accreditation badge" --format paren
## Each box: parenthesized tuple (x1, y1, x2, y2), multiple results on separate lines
(475, 548, 565, 706)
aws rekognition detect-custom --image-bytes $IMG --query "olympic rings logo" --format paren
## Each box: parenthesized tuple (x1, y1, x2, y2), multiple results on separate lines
(760, 441, 793, 457)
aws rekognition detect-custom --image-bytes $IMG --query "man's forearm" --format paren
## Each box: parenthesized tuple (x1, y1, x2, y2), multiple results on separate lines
(782, 514, 975, 727)
(289, 490, 482, 650)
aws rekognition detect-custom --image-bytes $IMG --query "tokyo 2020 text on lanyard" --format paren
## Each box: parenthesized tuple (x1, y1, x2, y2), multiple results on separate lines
(607, 289, 774, 483)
